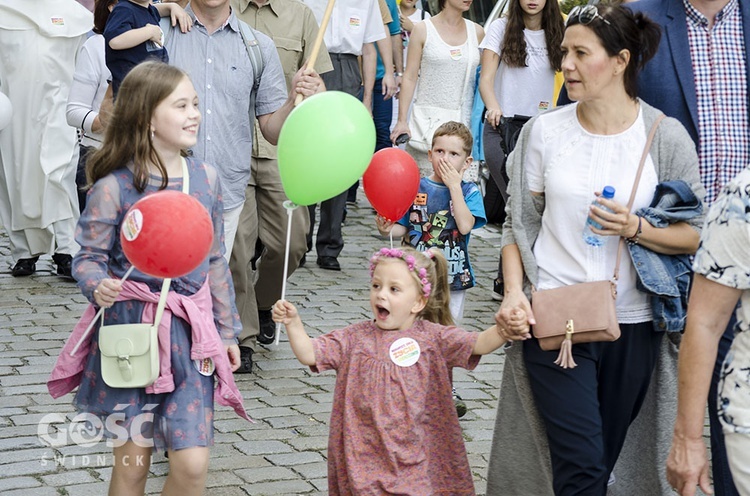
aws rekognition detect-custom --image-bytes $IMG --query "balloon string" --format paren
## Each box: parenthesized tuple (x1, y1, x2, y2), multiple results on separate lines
(275, 204, 295, 346)
(389, 229, 394, 249)
(70, 265, 136, 356)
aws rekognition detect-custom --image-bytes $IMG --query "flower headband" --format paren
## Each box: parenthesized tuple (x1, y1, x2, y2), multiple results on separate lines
(369, 247, 432, 298)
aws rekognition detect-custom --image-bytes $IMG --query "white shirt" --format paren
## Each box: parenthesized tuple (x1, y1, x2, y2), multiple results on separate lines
(303, 0, 385, 55)
(66, 34, 110, 148)
(526, 103, 657, 324)
(479, 17, 555, 117)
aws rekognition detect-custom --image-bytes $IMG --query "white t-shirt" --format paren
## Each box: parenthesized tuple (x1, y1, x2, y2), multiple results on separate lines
(526, 103, 657, 324)
(479, 17, 556, 117)
(303, 0, 385, 56)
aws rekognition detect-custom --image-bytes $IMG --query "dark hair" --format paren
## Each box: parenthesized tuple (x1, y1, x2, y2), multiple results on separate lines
(501, 0, 565, 71)
(93, 0, 117, 35)
(565, 3, 661, 99)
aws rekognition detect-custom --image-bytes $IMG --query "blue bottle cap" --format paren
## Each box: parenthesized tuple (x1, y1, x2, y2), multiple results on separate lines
(602, 186, 616, 199)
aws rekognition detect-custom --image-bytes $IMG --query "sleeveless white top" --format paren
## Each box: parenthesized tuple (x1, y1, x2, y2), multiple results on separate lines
(414, 18, 479, 126)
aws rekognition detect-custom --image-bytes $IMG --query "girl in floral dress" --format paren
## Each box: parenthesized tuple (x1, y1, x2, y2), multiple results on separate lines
(273, 247, 508, 495)
(48, 61, 246, 496)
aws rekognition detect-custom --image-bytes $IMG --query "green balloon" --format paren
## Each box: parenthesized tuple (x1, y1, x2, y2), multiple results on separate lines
(278, 91, 376, 206)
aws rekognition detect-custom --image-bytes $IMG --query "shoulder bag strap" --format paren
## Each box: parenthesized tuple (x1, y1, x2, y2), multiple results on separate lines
(612, 113, 666, 281)
(238, 21, 265, 126)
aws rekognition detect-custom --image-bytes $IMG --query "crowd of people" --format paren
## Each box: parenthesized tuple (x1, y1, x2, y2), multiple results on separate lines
(0, 0, 748, 494)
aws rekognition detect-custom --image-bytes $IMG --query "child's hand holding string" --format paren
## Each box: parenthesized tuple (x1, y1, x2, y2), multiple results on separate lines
(93, 278, 123, 308)
(273, 300, 299, 326)
(376, 215, 395, 235)
(272, 300, 315, 366)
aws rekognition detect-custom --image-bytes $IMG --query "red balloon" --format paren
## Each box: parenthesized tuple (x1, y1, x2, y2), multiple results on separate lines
(363, 148, 420, 222)
(120, 191, 214, 278)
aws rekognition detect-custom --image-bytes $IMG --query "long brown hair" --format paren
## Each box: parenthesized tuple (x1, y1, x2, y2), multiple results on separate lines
(86, 61, 189, 192)
(501, 0, 564, 71)
(418, 248, 454, 326)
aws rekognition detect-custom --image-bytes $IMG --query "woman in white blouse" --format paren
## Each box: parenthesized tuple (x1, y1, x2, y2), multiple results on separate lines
(490, 4, 705, 495)
(66, 0, 115, 211)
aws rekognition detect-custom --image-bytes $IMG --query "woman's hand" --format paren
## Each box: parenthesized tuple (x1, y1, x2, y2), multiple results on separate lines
(495, 289, 534, 341)
(390, 121, 410, 145)
(226, 344, 241, 372)
(485, 108, 503, 129)
(588, 195, 639, 239)
(93, 278, 123, 308)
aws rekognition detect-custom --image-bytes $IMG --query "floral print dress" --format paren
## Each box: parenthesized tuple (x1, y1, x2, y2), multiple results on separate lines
(312, 319, 480, 495)
(693, 168, 750, 437)
(71, 158, 241, 452)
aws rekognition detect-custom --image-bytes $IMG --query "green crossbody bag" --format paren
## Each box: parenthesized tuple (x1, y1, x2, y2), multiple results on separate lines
(98, 159, 189, 388)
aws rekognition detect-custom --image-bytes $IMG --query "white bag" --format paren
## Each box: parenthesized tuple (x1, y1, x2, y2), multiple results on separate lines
(408, 105, 462, 153)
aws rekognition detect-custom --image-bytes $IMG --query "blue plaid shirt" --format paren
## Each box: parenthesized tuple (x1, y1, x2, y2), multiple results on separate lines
(684, 0, 750, 205)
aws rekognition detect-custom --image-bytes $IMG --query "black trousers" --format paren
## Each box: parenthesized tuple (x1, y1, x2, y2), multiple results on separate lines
(307, 52, 361, 259)
(523, 322, 663, 496)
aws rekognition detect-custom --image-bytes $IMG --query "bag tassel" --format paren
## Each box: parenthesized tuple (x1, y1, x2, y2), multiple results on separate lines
(554, 320, 577, 369)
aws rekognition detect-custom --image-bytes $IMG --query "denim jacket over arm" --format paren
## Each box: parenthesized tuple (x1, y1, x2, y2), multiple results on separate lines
(629, 180, 703, 332)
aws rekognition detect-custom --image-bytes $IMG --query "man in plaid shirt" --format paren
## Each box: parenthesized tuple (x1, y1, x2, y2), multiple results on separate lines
(633, 0, 750, 494)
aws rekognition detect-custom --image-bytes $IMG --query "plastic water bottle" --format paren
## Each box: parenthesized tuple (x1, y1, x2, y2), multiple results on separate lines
(583, 186, 616, 247)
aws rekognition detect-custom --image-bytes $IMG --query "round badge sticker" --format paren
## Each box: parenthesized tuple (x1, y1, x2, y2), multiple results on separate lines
(389, 337, 420, 367)
(122, 208, 143, 242)
(193, 358, 215, 376)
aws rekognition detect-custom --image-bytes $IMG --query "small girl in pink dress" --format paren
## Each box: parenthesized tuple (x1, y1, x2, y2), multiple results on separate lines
(273, 247, 507, 495)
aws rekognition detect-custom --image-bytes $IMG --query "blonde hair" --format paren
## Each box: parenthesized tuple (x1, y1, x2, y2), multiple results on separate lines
(369, 247, 454, 326)
(432, 121, 473, 156)
(87, 61, 190, 192)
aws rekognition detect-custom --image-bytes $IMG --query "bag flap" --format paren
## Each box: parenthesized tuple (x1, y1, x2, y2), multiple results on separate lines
(99, 324, 153, 358)
(531, 281, 616, 337)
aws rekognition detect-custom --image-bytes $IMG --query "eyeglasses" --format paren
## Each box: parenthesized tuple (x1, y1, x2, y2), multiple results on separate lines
(566, 5, 611, 27)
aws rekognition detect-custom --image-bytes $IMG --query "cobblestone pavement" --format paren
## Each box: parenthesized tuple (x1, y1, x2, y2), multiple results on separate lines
(0, 192, 506, 495)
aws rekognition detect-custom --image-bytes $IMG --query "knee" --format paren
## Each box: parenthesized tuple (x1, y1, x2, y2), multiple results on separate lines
(112, 456, 150, 488)
(168, 449, 209, 485)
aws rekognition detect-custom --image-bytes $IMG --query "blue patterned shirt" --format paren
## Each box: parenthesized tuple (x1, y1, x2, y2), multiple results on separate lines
(684, 0, 750, 205)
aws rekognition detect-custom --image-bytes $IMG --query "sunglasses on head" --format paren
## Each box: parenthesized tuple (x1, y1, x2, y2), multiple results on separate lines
(566, 4, 611, 27)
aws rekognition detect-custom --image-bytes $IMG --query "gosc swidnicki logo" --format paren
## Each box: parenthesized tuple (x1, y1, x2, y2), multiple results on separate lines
(37, 404, 159, 449)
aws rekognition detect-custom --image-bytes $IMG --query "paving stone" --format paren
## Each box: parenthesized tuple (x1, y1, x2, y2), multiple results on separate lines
(0, 476, 42, 491)
(41, 469, 98, 486)
(233, 440, 293, 456)
(239, 479, 315, 495)
(234, 466, 298, 483)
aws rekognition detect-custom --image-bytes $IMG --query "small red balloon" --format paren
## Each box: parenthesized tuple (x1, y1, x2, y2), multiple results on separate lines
(120, 191, 214, 278)
(363, 148, 420, 222)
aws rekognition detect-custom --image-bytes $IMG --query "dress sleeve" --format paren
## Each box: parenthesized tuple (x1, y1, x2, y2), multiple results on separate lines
(311, 327, 351, 373)
(437, 324, 480, 370)
(72, 174, 123, 303)
(693, 180, 750, 290)
(204, 164, 242, 343)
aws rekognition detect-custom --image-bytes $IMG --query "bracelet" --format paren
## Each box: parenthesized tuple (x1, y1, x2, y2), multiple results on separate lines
(626, 215, 643, 245)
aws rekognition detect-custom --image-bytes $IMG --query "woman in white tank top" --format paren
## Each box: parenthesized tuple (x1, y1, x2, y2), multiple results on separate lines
(390, 0, 483, 177)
